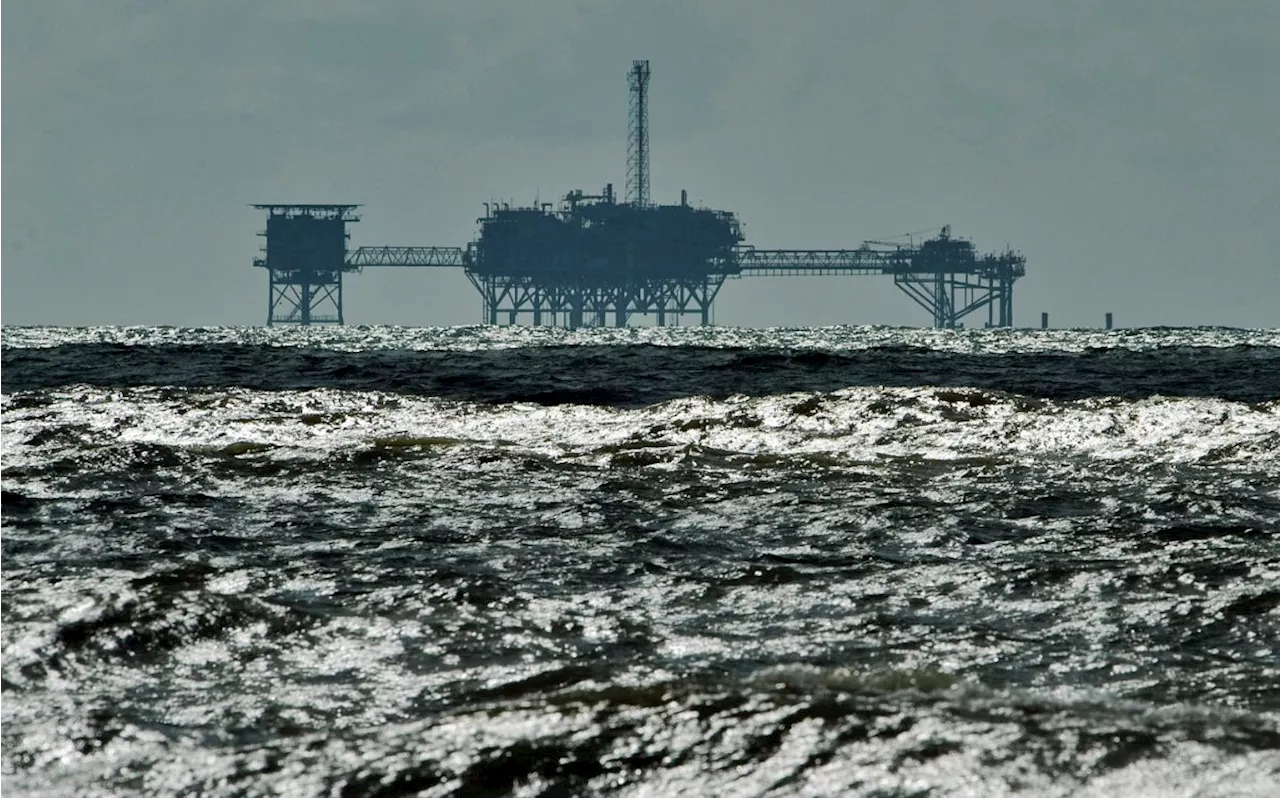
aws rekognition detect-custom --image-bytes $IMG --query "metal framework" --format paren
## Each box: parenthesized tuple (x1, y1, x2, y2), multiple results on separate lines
(258, 230, 1023, 329)
(466, 274, 728, 328)
(734, 229, 1024, 328)
(345, 245, 730, 327)
(327, 231, 1023, 329)
(266, 279, 345, 325)
(252, 204, 360, 325)
(891, 269, 1017, 329)
(251, 64, 1028, 329)
(346, 246, 467, 269)
(733, 248, 904, 275)
(626, 60, 651, 207)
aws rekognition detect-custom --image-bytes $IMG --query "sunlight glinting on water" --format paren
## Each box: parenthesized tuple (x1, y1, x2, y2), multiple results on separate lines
(3, 326, 1278, 796)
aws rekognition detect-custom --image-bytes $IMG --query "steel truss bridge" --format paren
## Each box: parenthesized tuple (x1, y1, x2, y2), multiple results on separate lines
(341, 233, 1024, 329)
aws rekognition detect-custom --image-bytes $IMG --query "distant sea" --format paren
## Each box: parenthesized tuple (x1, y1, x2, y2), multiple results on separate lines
(3, 325, 1279, 796)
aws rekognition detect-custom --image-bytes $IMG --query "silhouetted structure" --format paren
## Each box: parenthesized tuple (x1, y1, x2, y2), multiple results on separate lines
(735, 226, 1022, 328)
(252, 62, 1026, 328)
(252, 204, 359, 325)
(463, 185, 741, 326)
(626, 60, 651, 207)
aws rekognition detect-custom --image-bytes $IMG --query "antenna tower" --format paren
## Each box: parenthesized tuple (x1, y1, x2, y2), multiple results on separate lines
(626, 60, 651, 206)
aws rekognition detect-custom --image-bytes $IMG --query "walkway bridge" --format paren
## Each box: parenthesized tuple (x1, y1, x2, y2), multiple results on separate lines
(335, 225, 1024, 329)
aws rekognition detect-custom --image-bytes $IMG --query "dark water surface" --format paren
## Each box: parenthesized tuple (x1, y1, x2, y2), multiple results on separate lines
(3, 326, 1279, 796)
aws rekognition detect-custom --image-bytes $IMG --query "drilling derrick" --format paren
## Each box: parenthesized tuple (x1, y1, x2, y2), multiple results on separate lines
(626, 60, 651, 207)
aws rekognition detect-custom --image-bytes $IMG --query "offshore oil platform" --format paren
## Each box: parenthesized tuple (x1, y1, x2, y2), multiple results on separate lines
(254, 61, 1025, 328)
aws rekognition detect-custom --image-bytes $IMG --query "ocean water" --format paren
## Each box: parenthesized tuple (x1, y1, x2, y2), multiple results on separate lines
(3, 325, 1279, 797)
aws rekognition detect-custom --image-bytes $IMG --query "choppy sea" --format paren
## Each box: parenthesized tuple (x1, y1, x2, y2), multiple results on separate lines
(3, 325, 1279, 797)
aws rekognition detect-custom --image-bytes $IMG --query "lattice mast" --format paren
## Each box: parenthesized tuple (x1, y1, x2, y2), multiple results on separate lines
(626, 60, 651, 206)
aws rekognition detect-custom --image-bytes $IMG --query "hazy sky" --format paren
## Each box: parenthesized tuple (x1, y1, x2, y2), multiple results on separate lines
(4, 1, 1278, 328)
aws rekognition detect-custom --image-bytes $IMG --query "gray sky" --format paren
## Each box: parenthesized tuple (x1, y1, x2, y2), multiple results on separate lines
(4, 1, 1278, 328)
